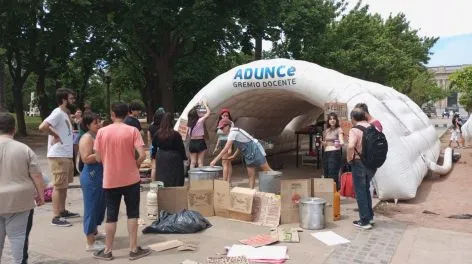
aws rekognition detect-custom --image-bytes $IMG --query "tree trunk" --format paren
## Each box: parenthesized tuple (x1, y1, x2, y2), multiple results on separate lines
(0, 61, 5, 111)
(155, 59, 174, 114)
(254, 34, 263, 61)
(13, 80, 27, 136)
(36, 70, 50, 120)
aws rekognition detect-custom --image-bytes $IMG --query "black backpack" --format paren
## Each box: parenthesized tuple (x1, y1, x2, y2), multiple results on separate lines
(354, 125, 388, 170)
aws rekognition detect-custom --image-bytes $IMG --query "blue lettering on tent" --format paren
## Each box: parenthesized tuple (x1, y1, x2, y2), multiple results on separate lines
(233, 65, 296, 80)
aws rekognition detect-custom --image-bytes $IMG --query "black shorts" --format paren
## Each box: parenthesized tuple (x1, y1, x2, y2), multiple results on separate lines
(104, 182, 140, 223)
(189, 139, 207, 153)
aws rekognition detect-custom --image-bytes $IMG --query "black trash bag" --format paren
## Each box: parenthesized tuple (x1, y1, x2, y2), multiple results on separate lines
(142, 209, 212, 234)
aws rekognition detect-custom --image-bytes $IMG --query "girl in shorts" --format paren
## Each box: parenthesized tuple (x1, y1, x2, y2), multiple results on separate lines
(214, 109, 236, 182)
(211, 119, 272, 189)
(187, 101, 210, 168)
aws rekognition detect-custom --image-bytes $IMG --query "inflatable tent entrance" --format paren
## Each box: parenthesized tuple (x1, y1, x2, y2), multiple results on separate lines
(176, 59, 441, 201)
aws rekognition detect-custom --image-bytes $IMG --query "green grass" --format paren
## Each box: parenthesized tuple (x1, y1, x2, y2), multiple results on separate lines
(8, 113, 42, 132)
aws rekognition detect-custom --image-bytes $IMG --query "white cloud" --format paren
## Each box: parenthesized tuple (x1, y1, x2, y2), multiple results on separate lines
(345, 0, 472, 37)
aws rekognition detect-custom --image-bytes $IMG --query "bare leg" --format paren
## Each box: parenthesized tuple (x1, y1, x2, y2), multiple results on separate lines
(127, 219, 138, 252)
(86, 234, 96, 246)
(52, 188, 67, 217)
(197, 150, 206, 167)
(150, 159, 156, 181)
(227, 161, 233, 183)
(104, 222, 117, 253)
(222, 151, 230, 181)
(260, 162, 273, 172)
(189, 153, 198, 169)
(246, 167, 256, 189)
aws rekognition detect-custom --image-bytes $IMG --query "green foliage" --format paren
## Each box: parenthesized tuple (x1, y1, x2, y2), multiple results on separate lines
(450, 66, 472, 113)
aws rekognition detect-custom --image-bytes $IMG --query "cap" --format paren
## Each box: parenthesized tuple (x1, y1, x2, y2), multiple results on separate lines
(220, 108, 230, 115)
(218, 119, 232, 129)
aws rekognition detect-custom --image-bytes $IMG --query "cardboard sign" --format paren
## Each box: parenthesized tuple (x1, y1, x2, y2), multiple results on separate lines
(230, 187, 256, 214)
(187, 190, 214, 217)
(177, 118, 189, 141)
(280, 179, 312, 224)
(214, 180, 231, 217)
(313, 178, 335, 194)
(324, 102, 348, 120)
(158, 187, 188, 213)
(252, 192, 281, 228)
(270, 227, 303, 243)
(340, 119, 352, 141)
(313, 178, 334, 223)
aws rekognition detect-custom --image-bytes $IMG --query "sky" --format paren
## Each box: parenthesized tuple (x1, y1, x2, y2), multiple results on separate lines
(344, 0, 472, 66)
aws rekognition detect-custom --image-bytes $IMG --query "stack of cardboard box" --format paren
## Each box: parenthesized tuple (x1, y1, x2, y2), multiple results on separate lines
(156, 177, 336, 227)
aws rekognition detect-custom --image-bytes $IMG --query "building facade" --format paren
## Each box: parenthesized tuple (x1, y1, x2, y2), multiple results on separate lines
(428, 64, 471, 112)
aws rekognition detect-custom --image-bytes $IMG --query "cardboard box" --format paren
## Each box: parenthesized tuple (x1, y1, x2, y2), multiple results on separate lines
(230, 187, 256, 214)
(214, 180, 231, 217)
(280, 179, 312, 224)
(252, 192, 281, 228)
(313, 178, 335, 223)
(187, 189, 214, 217)
(158, 187, 188, 213)
(313, 178, 335, 194)
(229, 210, 253, 222)
(189, 179, 214, 190)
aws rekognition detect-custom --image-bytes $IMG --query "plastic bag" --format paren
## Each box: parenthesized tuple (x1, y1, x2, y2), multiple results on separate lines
(142, 209, 212, 234)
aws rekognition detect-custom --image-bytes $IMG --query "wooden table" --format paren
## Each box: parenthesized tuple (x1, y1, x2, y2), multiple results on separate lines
(295, 126, 322, 168)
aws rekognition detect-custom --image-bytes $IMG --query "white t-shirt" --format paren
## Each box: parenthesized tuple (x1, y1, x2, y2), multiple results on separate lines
(228, 128, 253, 143)
(228, 128, 266, 156)
(45, 107, 74, 158)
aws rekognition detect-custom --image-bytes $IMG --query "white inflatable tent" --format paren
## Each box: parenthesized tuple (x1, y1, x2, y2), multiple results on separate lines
(176, 59, 441, 201)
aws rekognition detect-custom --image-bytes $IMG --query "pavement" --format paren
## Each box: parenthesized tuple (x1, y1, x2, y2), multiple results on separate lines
(3, 118, 472, 264)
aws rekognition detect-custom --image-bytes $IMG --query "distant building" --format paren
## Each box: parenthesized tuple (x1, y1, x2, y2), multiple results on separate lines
(428, 64, 471, 112)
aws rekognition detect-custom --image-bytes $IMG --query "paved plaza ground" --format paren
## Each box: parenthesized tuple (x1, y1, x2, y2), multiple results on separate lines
(3, 118, 472, 264)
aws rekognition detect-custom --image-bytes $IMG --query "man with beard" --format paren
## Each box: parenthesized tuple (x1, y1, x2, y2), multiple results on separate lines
(39, 88, 80, 227)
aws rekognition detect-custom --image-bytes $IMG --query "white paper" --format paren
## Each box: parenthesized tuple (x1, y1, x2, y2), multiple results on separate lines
(311, 231, 350, 246)
(227, 245, 288, 260)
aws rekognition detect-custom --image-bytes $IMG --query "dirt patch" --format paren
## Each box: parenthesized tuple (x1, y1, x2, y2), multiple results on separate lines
(376, 130, 472, 233)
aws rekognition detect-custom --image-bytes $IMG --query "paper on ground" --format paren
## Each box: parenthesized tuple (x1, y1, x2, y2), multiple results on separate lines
(311, 231, 350, 246)
(227, 245, 287, 260)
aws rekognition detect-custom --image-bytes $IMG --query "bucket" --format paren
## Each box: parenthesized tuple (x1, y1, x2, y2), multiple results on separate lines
(299, 197, 326, 230)
(258, 171, 282, 194)
(188, 166, 223, 182)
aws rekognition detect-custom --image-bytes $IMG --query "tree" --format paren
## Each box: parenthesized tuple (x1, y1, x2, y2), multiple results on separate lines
(407, 71, 447, 107)
(450, 66, 472, 113)
(0, 0, 41, 136)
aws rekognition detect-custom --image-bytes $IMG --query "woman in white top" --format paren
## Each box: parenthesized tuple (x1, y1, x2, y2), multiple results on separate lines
(211, 119, 272, 188)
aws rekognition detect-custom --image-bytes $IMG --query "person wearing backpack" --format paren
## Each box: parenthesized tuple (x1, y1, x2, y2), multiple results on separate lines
(347, 108, 388, 229)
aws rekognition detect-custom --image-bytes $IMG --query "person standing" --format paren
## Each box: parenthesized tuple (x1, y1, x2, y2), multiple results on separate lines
(322, 112, 344, 190)
(187, 101, 211, 168)
(152, 112, 187, 187)
(93, 102, 150, 261)
(347, 108, 374, 230)
(39, 88, 80, 227)
(79, 113, 106, 252)
(213, 109, 235, 182)
(124, 101, 143, 132)
(355, 103, 383, 132)
(0, 113, 45, 263)
(148, 108, 165, 182)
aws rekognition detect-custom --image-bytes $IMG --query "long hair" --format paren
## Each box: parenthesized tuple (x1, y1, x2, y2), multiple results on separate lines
(216, 109, 232, 131)
(158, 113, 174, 141)
(326, 112, 340, 129)
(187, 107, 199, 134)
(80, 113, 100, 132)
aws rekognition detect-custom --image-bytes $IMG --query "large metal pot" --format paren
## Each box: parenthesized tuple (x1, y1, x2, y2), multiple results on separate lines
(258, 171, 282, 194)
(299, 197, 326, 230)
(188, 166, 223, 181)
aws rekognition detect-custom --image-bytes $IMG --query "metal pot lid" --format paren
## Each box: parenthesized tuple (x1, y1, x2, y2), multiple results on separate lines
(200, 166, 223, 172)
(300, 197, 326, 205)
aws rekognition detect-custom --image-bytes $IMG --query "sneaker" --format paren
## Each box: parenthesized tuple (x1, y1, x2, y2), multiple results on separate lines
(86, 241, 105, 252)
(95, 232, 106, 240)
(60, 210, 80, 219)
(93, 249, 113, 261)
(129, 246, 151, 260)
(353, 220, 372, 230)
(51, 217, 72, 227)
